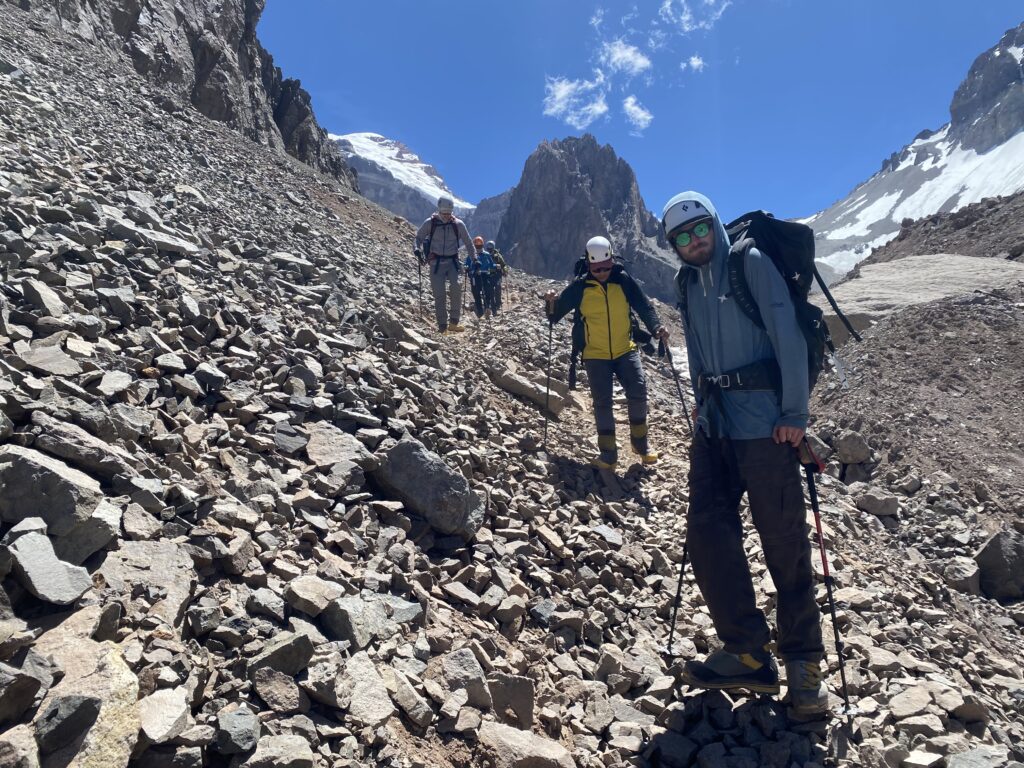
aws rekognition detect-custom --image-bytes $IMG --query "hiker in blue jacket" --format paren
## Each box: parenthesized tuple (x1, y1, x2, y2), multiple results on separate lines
(466, 237, 500, 319)
(662, 191, 827, 716)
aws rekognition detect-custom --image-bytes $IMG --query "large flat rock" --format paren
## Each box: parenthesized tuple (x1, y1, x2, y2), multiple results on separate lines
(478, 721, 574, 768)
(0, 446, 104, 536)
(814, 254, 1024, 344)
(97, 541, 196, 628)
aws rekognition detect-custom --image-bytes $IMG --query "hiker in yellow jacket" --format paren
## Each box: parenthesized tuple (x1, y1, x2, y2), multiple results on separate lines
(545, 236, 668, 468)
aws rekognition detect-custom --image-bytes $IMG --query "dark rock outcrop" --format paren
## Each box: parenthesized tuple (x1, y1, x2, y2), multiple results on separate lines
(496, 135, 677, 301)
(950, 23, 1024, 153)
(7, 0, 354, 187)
(466, 189, 512, 243)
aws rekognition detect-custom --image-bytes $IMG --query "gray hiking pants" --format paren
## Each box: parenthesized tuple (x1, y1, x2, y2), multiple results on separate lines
(429, 258, 462, 330)
(686, 432, 824, 662)
(583, 349, 649, 464)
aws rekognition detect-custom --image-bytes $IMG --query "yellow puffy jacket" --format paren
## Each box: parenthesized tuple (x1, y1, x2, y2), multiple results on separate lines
(548, 265, 661, 360)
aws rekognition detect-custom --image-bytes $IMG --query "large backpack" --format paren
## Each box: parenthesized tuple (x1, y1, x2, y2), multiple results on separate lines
(423, 215, 460, 266)
(676, 211, 861, 390)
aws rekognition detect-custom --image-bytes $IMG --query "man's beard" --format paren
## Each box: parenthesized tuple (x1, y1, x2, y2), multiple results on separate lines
(681, 244, 713, 266)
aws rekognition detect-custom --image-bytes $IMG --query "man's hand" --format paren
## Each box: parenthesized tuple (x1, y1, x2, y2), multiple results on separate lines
(773, 425, 805, 447)
(654, 327, 670, 342)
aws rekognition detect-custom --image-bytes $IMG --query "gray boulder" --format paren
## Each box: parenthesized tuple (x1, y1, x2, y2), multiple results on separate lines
(371, 438, 484, 538)
(31, 411, 138, 480)
(8, 532, 92, 605)
(974, 530, 1024, 601)
(0, 446, 103, 536)
(341, 652, 394, 727)
(478, 721, 574, 768)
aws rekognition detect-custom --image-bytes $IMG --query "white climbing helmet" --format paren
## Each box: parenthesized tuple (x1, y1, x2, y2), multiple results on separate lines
(586, 236, 612, 264)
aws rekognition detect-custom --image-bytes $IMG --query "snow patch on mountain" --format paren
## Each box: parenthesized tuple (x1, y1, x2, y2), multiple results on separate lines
(807, 22, 1024, 280)
(330, 132, 474, 211)
(814, 127, 1024, 276)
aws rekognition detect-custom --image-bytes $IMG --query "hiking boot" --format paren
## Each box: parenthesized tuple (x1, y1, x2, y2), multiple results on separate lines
(448, 324, 466, 332)
(590, 456, 617, 471)
(439, 326, 448, 334)
(682, 647, 780, 694)
(633, 449, 659, 465)
(785, 659, 828, 716)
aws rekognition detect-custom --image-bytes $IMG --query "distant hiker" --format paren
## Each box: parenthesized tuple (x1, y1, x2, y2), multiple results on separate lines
(485, 240, 509, 314)
(544, 236, 667, 469)
(661, 191, 827, 715)
(415, 196, 475, 333)
(466, 236, 497, 319)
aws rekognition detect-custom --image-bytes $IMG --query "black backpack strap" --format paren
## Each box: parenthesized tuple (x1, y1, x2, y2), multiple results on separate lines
(727, 239, 765, 330)
(674, 269, 690, 325)
(811, 266, 862, 343)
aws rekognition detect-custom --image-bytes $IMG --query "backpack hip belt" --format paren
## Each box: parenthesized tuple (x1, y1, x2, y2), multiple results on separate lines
(697, 358, 781, 438)
(697, 358, 780, 397)
(430, 253, 459, 273)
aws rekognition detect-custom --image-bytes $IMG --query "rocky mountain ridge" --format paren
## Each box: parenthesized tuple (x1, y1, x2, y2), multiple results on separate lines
(806, 21, 1024, 278)
(496, 135, 678, 301)
(5, 0, 355, 188)
(0, 3, 1023, 768)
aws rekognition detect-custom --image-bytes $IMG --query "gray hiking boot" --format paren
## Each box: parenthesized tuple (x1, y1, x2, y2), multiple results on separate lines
(682, 646, 780, 694)
(785, 659, 828, 716)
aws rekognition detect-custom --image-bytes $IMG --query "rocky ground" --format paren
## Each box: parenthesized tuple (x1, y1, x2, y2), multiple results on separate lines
(0, 4, 1022, 768)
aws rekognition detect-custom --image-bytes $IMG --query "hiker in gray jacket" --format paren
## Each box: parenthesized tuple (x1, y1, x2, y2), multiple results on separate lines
(662, 190, 827, 716)
(415, 195, 475, 333)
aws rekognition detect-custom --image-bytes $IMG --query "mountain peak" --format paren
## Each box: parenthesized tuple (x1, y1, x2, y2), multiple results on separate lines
(331, 132, 474, 220)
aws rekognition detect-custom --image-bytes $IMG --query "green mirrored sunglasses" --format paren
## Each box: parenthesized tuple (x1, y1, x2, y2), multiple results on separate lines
(671, 220, 711, 248)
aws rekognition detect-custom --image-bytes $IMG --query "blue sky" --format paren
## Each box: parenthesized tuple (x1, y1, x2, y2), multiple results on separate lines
(259, 1, 1023, 221)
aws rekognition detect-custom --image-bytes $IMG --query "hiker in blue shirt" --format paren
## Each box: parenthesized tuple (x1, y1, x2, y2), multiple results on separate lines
(484, 241, 508, 315)
(662, 191, 827, 716)
(467, 237, 499, 320)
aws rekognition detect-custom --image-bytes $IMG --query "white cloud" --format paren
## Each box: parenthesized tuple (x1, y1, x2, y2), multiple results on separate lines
(685, 54, 706, 72)
(590, 8, 605, 31)
(622, 95, 654, 133)
(648, 28, 669, 51)
(600, 39, 652, 76)
(543, 73, 610, 130)
(658, 0, 731, 33)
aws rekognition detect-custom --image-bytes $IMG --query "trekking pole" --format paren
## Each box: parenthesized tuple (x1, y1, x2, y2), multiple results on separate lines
(665, 539, 689, 657)
(659, 340, 693, 437)
(799, 439, 854, 718)
(543, 318, 553, 446)
(417, 257, 424, 318)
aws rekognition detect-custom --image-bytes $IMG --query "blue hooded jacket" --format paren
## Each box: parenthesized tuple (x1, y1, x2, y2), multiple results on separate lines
(669, 192, 808, 439)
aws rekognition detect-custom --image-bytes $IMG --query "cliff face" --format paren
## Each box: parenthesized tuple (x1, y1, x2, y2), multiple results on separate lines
(496, 135, 677, 300)
(949, 22, 1024, 153)
(10, 0, 355, 187)
(465, 189, 512, 244)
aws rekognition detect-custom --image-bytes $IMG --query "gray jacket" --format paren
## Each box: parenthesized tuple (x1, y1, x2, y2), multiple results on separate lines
(415, 215, 474, 262)
(674, 192, 808, 439)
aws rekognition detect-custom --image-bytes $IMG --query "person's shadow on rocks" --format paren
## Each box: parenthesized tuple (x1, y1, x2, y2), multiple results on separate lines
(642, 688, 833, 768)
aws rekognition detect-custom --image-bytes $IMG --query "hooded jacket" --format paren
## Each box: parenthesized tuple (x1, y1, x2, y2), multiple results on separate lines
(671, 192, 808, 439)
